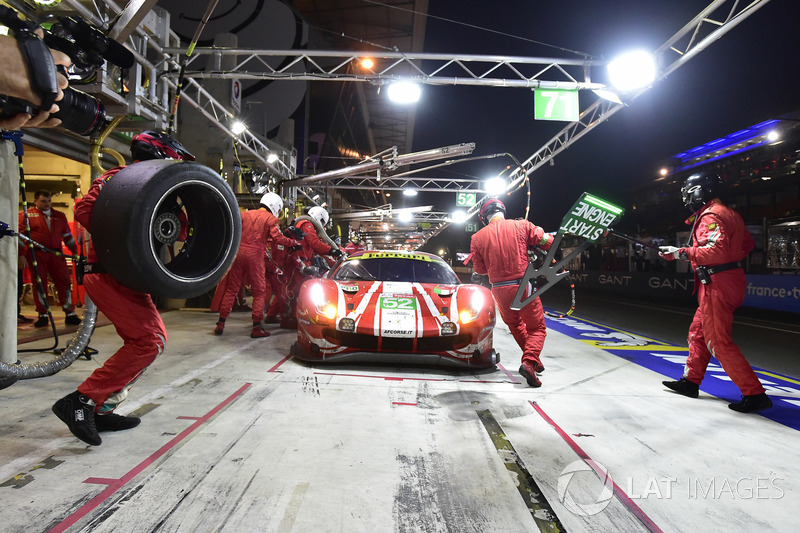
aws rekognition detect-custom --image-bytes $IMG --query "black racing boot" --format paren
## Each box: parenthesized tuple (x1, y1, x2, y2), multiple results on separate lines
(95, 412, 141, 432)
(662, 377, 699, 398)
(65, 312, 81, 326)
(52, 391, 101, 446)
(33, 314, 48, 328)
(729, 393, 773, 413)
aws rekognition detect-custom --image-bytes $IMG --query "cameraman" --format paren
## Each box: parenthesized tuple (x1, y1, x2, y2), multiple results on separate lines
(1, 31, 71, 371)
(0, 33, 71, 130)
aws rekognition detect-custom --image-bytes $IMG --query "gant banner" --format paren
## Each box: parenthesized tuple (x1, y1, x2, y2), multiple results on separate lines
(570, 271, 800, 313)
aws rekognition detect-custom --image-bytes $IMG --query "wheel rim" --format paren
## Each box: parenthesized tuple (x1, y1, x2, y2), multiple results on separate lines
(147, 179, 238, 284)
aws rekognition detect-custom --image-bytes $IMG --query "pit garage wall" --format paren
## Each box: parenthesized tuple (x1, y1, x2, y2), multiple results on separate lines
(569, 271, 800, 314)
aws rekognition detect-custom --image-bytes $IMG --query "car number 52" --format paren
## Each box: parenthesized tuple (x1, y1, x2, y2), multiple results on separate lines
(380, 296, 416, 310)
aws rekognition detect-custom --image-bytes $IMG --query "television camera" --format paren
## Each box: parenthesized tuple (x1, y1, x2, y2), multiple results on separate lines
(0, 5, 134, 136)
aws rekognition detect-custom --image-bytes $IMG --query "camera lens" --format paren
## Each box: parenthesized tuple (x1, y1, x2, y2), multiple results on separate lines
(52, 87, 107, 136)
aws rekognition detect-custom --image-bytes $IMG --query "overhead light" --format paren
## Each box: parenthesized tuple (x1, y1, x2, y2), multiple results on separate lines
(607, 50, 656, 92)
(767, 130, 780, 142)
(398, 211, 412, 222)
(484, 177, 506, 196)
(267, 152, 279, 163)
(592, 88, 623, 104)
(403, 188, 418, 197)
(231, 120, 247, 135)
(450, 210, 467, 223)
(387, 81, 421, 104)
(360, 58, 375, 69)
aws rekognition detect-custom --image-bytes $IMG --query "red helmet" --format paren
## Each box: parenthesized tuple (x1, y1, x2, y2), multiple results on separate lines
(130, 130, 195, 161)
(479, 198, 506, 225)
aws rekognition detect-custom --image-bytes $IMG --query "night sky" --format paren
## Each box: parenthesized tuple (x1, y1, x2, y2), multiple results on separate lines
(411, 0, 800, 251)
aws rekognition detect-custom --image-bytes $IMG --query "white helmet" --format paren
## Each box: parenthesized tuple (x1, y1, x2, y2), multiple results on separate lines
(308, 206, 329, 227)
(260, 192, 283, 215)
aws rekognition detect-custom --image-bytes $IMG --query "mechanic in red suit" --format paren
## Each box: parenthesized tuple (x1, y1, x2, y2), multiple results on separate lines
(343, 235, 365, 255)
(264, 235, 291, 324)
(470, 198, 553, 388)
(18, 190, 80, 327)
(659, 172, 771, 413)
(214, 192, 299, 337)
(282, 206, 342, 328)
(51, 131, 195, 446)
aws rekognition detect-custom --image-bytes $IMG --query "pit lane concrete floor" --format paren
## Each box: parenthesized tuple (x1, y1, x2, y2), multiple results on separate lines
(2, 304, 799, 533)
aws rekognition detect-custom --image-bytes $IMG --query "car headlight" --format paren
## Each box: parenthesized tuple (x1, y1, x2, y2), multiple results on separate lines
(310, 283, 337, 319)
(459, 290, 485, 324)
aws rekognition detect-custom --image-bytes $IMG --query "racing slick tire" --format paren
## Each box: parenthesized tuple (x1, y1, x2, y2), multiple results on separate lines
(91, 160, 241, 298)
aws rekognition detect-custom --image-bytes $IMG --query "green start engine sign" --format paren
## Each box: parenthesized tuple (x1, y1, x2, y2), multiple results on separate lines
(559, 192, 624, 241)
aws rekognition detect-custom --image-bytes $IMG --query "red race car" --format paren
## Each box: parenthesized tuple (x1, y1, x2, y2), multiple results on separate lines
(291, 250, 498, 368)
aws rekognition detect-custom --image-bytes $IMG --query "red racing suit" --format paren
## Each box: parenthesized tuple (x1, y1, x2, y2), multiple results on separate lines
(285, 218, 336, 317)
(19, 205, 77, 314)
(74, 166, 167, 413)
(265, 238, 291, 319)
(218, 208, 298, 323)
(470, 217, 553, 366)
(674, 199, 763, 396)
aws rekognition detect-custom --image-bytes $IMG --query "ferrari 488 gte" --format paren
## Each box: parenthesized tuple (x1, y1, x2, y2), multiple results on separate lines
(290, 250, 498, 368)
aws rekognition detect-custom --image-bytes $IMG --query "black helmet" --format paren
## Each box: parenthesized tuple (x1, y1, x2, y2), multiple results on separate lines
(479, 198, 506, 225)
(130, 130, 196, 161)
(681, 172, 723, 212)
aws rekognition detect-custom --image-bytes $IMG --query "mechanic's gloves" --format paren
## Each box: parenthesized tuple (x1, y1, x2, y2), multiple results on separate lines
(329, 247, 343, 258)
(286, 225, 305, 239)
(659, 246, 687, 261)
(471, 272, 489, 286)
(288, 245, 302, 253)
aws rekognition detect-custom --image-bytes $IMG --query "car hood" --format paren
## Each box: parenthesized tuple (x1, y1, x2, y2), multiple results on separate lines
(337, 280, 457, 337)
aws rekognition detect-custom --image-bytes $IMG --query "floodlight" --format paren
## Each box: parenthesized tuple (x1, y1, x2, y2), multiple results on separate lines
(484, 177, 506, 196)
(231, 120, 247, 135)
(607, 50, 656, 92)
(450, 210, 467, 223)
(398, 211, 412, 223)
(592, 88, 623, 104)
(403, 188, 418, 197)
(387, 82, 421, 104)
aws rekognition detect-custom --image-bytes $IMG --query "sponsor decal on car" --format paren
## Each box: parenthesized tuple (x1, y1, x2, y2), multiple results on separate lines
(359, 251, 433, 262)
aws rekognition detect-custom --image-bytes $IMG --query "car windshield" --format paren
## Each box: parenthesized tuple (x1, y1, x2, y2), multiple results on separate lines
(332, 256, 460, 284)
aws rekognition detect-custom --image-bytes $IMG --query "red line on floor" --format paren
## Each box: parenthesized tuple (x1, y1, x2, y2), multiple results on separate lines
(314, 372, 446, 382)
(497, 363, 521, 384)
(312, 371, 506, 383)
(268, 354, 292, 372)
(392, 402, 418, 406)
(529, 401, 664, 533)
(48, 383, 252, 533)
